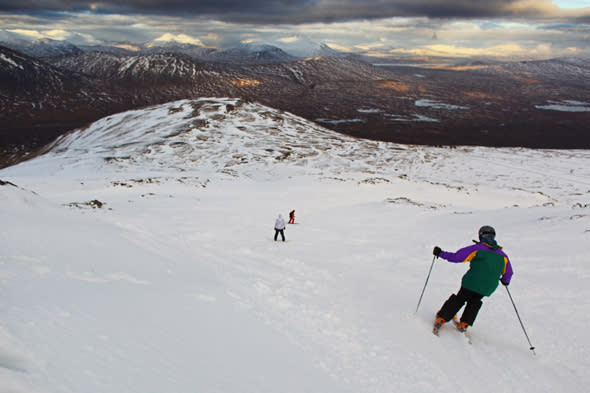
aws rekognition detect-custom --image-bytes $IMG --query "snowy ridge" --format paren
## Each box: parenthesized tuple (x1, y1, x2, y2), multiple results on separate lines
(50, 51, 214, 80)
(24, 97, 590, 204)
(1, 98, 590, 393)
(39, 97, 352, 176)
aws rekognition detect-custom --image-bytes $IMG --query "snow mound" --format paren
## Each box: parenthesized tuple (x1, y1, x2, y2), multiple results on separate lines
(28, 98, 372, 178)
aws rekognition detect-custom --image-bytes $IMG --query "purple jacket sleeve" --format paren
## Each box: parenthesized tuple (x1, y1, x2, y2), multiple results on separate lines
(439, 244, 483, 263)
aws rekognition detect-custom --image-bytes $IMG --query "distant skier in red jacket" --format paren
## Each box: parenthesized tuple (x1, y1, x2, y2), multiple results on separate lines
(288, 210, 295, 224)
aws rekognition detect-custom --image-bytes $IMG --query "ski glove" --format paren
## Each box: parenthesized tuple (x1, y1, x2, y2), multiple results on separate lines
(501, 280, 509, 286)
(433, 246, 442, 257)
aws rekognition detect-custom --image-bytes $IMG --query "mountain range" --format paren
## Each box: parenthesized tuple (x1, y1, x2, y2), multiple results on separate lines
(0, 36, 343, 63)
(1, 38, 589, 167)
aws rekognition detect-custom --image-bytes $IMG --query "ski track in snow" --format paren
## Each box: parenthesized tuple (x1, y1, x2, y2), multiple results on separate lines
(1, 98, 589, 393)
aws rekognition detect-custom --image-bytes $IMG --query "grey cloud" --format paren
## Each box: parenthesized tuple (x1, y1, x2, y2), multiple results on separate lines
(0, 1, 576, 24)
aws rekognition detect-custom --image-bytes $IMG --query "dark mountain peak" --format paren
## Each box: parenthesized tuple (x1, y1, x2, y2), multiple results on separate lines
(27, 38, 83, 58)
(0, 45, 73, 90)
(142, 42, 216, 59)
(210, 43, 296, 64)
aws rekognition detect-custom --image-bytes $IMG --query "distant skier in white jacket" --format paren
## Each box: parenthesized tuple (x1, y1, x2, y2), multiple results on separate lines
(274, 214, 286, 241)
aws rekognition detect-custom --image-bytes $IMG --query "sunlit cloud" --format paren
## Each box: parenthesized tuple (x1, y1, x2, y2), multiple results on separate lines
(278, 36, 300, 43)
(112, 43, 142, 51)
(389, 41, 582, 60)
(355, 41, 386, 51)
(505, 0, 560, 17)
(325, 42, 353, 52)
(151, 33, 206, 46)
(45, 29, 69, 40)
(7, 28, 44, 39)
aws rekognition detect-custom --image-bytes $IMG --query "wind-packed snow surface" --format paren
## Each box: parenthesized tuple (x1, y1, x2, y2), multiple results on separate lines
(1, 98, 590, 393)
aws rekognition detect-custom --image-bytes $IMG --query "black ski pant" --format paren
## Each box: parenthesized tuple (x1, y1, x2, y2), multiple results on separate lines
(437, 287, 484, 326)
(274, 229, 285, 241)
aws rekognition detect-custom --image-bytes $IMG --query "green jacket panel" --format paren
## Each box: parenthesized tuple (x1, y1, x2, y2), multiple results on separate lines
(461, 250, 507, 296)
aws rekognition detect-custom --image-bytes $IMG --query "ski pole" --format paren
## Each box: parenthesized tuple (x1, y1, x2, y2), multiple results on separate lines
(505, 286, 536, 355)
(415, 255, 436, 313)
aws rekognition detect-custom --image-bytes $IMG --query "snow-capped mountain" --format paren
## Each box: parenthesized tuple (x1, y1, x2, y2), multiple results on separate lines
(20, 38, 82, 58)
(1, 98, 589, 393)
(0, 35, 83, 58)
(139, 39, 296, 64)
(138, 35, 352, 63)
(141, 41, 216, 59)
(269, 36, 347, 58)
(209, 43, 297, 64)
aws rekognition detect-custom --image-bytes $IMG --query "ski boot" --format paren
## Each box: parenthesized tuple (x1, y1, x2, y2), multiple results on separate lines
(433, 317, 446, 336)
(452, 317, 469, 332)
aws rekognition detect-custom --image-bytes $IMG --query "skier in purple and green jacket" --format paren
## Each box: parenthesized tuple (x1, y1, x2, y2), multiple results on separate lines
(432, 225, 513, 332)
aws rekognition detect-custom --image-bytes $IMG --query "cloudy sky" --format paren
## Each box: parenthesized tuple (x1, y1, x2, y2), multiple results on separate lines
(0, 0, 589, 60)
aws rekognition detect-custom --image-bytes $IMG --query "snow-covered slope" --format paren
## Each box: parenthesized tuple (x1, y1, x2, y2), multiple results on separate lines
(1, 98, 589, 393)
